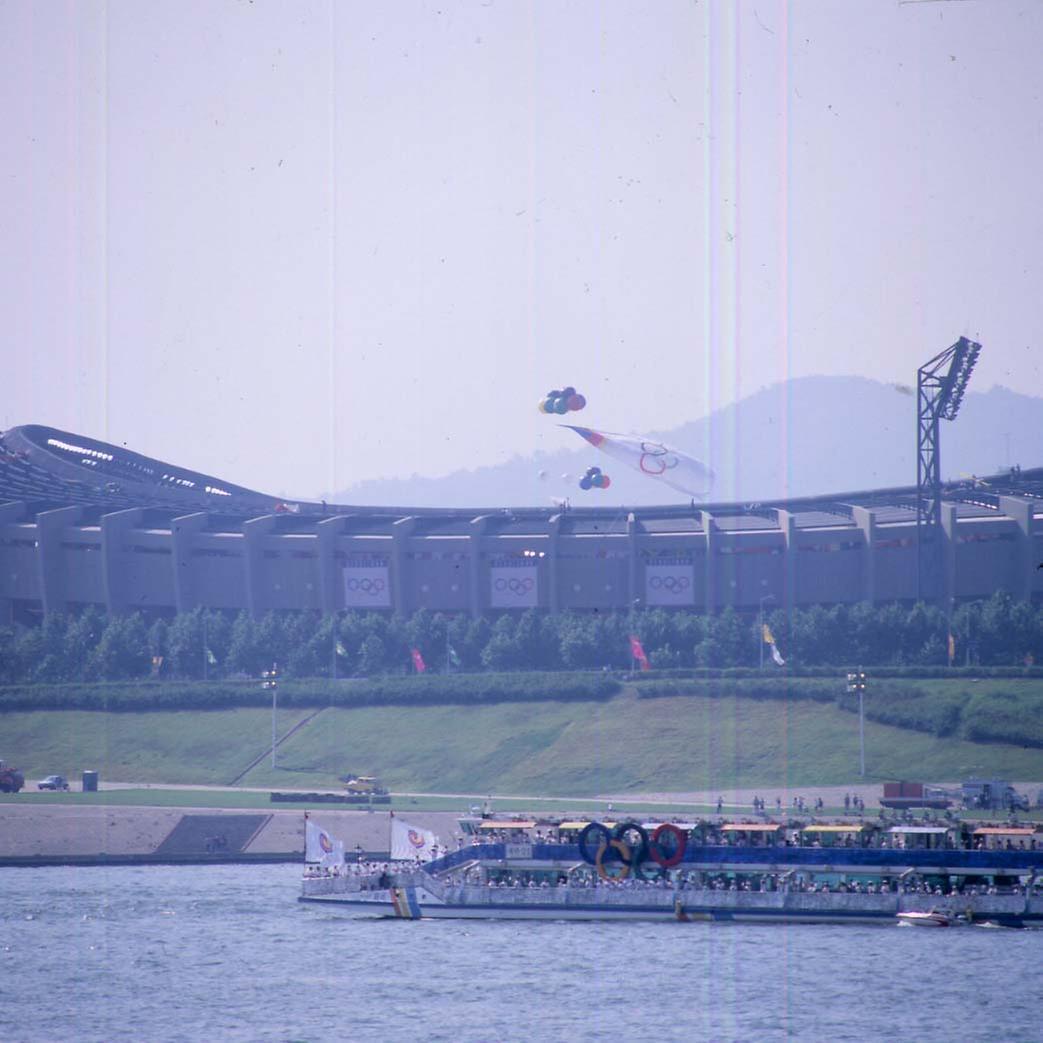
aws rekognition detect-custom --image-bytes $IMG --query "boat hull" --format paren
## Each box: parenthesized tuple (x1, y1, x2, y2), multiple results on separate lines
(299, 887, 1042, 927)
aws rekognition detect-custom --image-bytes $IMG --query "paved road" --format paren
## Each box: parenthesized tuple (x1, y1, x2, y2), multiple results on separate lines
(86, 778, 1037, 812)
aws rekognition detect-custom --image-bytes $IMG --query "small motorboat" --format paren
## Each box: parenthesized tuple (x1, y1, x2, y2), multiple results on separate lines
(896, 909, 953, 928)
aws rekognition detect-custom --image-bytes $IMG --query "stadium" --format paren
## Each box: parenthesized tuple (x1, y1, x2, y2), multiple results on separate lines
(0, 416, 1040, 626)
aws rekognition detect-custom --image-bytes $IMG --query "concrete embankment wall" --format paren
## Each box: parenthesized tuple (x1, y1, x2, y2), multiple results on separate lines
(0, 805, 460, 866)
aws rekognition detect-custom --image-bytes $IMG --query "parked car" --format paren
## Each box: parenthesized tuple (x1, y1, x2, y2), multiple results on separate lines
(37, 775, 70, 791)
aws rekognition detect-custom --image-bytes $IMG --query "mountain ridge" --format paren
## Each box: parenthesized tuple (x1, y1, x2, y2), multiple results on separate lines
(328, 376, 1043, 508)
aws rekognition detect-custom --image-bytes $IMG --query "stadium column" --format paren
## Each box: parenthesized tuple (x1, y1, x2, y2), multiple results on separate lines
(547, 513, 562, 613)
(317, 515, 349, 614)
(940, 502, 958, 608)
(702, 511, 718, 614)
(34, 506, 83, 616)
(850, 506, 877, 604)
(626, 513, 639, 608)
(0, 501, 27, 623)
(998, 495, 1034, 601)
(243, 515, 278, 619)
(100, 508, 143, 615)
(468, 515, 489, 618)
(171, 513, 209, 613)
(391, 517, 416, 616)
(775, 510, 798, 616)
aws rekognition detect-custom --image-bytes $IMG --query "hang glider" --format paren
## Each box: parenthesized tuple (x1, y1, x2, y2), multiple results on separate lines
(564, 426, 714, 498)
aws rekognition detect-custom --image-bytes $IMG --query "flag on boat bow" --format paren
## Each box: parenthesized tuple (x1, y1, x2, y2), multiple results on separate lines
(391, 816, 438, 861)
(305, 818, 344, 867)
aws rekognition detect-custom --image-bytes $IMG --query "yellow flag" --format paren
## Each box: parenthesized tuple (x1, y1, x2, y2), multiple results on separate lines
(762, 624, 775, 645)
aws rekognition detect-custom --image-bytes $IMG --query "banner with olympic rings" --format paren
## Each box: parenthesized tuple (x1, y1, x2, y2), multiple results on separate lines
(645, 563, 696, 606)
(342, 566, 391, 608)
(490, 565, 538, 608)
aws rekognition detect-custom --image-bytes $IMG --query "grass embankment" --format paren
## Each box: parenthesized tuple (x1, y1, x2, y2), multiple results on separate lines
(3, 684, 1041, 796)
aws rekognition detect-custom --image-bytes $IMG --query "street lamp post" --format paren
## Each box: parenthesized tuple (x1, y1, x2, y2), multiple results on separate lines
(847, 669, 867, 776)
(758, 594, 775, 670)
(262, 664, 279, 769)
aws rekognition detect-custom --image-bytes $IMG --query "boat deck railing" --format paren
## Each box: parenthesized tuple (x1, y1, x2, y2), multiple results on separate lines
(426, 842, 1043, 877)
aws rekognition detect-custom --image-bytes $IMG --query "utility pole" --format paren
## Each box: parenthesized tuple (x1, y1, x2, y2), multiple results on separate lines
(331, 614, 337, 682)
(847, 669, 867, 777)
(263, 664, 279, 769)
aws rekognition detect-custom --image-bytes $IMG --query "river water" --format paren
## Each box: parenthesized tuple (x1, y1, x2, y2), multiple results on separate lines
(1, 864, 1038, 1042)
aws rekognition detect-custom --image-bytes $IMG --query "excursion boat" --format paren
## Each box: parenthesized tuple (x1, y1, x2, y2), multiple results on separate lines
(299, 815, 1043, 926)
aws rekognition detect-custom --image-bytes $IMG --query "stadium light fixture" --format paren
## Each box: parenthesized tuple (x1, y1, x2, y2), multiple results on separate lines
(939, 338, 980, 421)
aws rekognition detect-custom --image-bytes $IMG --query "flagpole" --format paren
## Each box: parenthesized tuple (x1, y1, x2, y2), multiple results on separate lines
(758, 595, 774, 670)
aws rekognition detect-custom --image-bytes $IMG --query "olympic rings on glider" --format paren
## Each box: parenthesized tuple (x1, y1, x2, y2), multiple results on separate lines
(638, 442, 680, 475)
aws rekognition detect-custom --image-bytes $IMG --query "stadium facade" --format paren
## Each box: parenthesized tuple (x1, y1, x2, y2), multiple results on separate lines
(0, 424, 1040, 625)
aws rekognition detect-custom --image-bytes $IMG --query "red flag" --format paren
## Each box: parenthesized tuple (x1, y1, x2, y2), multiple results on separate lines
(411, 648, 427, 673)
(628, 634, 650, 671)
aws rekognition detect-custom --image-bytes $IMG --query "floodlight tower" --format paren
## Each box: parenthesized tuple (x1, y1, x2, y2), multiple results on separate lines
(916, 337, 981, 601)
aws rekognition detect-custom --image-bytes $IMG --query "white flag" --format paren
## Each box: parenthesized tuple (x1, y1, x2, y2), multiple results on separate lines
(565, 426, 714, 498)
(391, 816, 438, 861)
(771, 644, 786, 666)
(305, 819, 344, 866)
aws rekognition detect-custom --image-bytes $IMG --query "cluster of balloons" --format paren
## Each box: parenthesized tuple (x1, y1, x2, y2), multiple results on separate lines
(579, 465, 610, 490)
(538, 386, 586, 414)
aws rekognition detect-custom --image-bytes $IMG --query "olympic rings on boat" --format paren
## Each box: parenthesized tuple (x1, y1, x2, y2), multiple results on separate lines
(596, 838, 632, 881)
(650, 823, 687, 867)
(578, 822, 613, 864)
(579, 820, 686, 878)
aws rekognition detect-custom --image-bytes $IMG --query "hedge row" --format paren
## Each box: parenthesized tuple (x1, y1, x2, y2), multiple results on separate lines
(640, 665, 1043, 680)
(636, 676, 1043, 750)
(0, 672, 621, 713)
(633, 679, 838, 703)
(961, 690, 1043, 748)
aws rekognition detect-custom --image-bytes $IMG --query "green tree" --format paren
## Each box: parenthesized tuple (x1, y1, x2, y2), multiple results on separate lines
(558, 613, 601, 669)
(227, 611, 264, 675)
(357, 633, 387, 675)
(482, 615, 523, 670)
(166, 608, 204, 678)
(65, 607, 106, 681)
(89, 613, 150, 680)
(31, 612, 72, 682)
(406, 609, 448, 669)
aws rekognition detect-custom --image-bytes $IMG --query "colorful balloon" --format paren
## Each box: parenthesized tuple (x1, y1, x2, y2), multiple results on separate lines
(600, 474, 611, 488)
(539, 386, 587, 416)
(579, 476, 592, 490)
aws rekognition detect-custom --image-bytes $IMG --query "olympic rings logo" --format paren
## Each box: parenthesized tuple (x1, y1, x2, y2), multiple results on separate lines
(493, 577, 535, 596)
(649, 575, 691, 593)
(346, 577, 386, 595)
(578, 822, 687, 880)
(639, 441, 680, 476)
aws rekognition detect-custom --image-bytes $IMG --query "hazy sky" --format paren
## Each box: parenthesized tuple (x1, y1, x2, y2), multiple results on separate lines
(3, 0, 1041, 499)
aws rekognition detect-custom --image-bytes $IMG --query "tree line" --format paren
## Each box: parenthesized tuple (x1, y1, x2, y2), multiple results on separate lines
(1, 592, 1041, 686)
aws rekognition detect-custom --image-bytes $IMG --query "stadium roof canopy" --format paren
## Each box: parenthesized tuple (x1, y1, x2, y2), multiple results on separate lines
(2, 422, 1043, 532)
